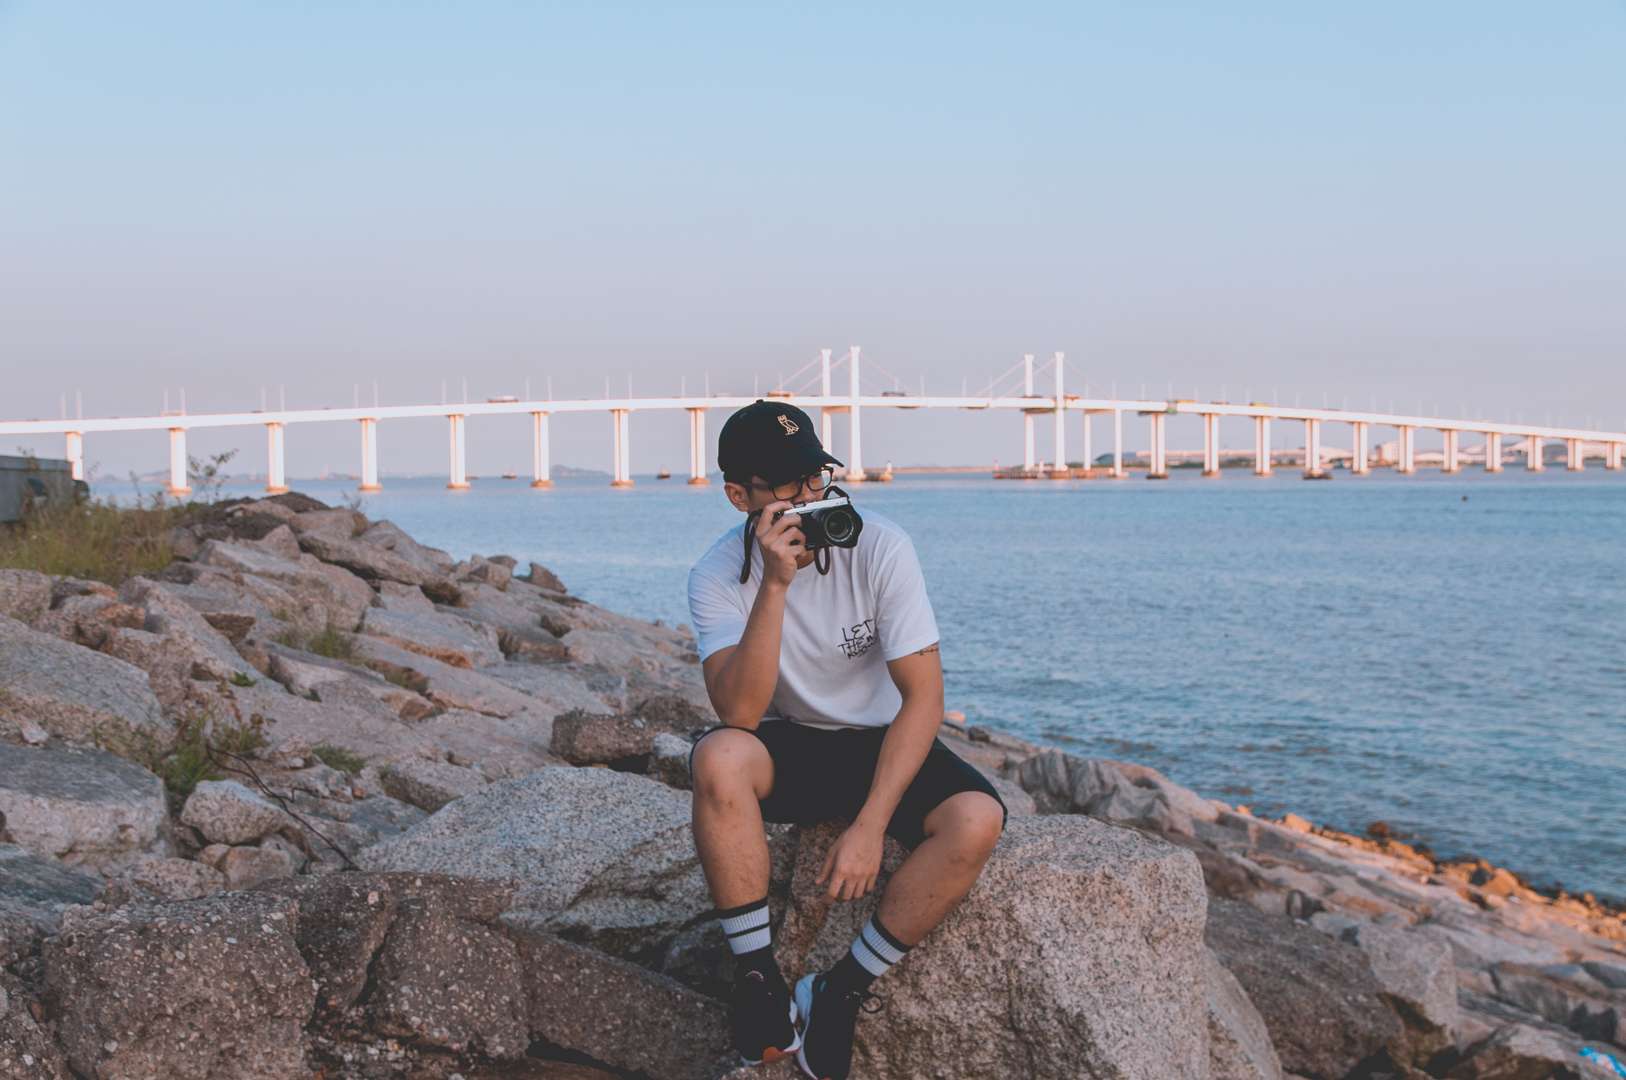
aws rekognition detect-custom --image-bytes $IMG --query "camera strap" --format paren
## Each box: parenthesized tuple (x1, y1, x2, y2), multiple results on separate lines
(738, 508, 835, 583)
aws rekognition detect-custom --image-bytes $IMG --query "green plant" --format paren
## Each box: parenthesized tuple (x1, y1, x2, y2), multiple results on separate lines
(187, 448, 238, 503)
(229, 671, 256, 687)
(0, 493, 189, 585)
(96, 709, 268, 802)
(311, 743, 366, 774)
(272, 620, 357, 661)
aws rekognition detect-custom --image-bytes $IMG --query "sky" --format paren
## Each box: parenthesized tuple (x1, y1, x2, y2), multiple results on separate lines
(2, 2, 1623, 480)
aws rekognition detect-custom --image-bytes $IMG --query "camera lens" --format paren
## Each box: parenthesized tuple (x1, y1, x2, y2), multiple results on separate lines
(822, 507, 857, 545)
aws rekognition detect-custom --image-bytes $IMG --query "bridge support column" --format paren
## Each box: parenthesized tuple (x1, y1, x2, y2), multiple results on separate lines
(1397, 426, 1416, 474)
(845, 346, 864, 482)
(1485, 432, 1503, 472)
(1351, 421, 1369, 474)
(1022, 354, 1035, 471)
(530, 411, 552, 488)
(1202, 413, 1220, 476)
(1607, 443, 1622, 471)
(820, 348, 834, 450)
(1526, 435, 1544, 471)
(1052, 352, 1067, 474)
(1566, 438, 1584, 471)
(167, 427, 191, 497)
(1441, 429, 1459, 474)
(64, 431, 84, 481)
(1253, 416, 1271, 476)
(610, 409, 633, 487)
(265, 422, 287, 493)
(1147, 413, 1167, 479)
(687, 407, 709, 484)
(1112, 410, 1125, 478)
(1080, 411, 1092, 476)
(446, 414, 469, 489)
(1303, 418, 1326, 478)
(359, 417, 380, 492)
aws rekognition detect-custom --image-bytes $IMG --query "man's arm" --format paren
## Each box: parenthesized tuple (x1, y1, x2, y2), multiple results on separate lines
(816, 641, 944, 900)
(699, 503, 805, 729)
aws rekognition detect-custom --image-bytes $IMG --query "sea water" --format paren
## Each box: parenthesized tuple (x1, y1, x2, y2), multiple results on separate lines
(211, 469, 1626, 899)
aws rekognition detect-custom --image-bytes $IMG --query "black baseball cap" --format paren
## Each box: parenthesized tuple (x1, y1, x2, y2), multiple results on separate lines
(717, 400, 844, 486)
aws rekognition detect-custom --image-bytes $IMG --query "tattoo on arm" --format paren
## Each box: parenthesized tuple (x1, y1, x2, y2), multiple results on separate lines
(912, 644, 940, 656)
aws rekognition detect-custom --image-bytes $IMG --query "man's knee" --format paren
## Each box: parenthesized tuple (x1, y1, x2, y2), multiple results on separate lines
(691, 727, 771, 801)
(928, 791, 1005, 860)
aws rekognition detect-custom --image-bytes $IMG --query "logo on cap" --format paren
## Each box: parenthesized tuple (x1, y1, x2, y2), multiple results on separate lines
(777, 415, 799, 435)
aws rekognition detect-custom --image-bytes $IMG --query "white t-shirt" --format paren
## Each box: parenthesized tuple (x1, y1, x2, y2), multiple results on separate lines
(686, 509, 939, 730)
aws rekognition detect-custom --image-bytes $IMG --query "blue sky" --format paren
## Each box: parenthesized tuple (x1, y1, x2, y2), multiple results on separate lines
(2, 2, 1623, 477)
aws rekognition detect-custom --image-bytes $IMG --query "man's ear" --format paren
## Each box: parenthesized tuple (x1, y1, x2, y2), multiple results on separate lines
(723, 481, 751, 512)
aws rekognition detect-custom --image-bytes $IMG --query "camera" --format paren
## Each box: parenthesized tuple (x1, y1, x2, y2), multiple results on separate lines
(775, 493, 863, 550)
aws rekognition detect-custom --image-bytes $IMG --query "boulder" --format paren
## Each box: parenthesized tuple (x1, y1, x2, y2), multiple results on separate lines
(1206, 898, 1402, 1079)
(0, 744, 166, 869)
(1016, 749, 1219, 835)
(287, 507, 367, 542)
(0, 614, 166, 745)
(778, 815, 1211, 1080)
(378, 758, 489, 812)
(361, 606, 505, 669)
(512, 929, 733, 1080)
(649, 731, 694, 789)
(354, 635, 542, 718)
(1445, 1023, 1594, 1079)
(116, 856, 226, 901)
(527, 563, 567, 593)
(1342, 923, 1461, 1060)
(223, 844, 297, 889)
(264, 642, 431, 721)
(195, 539, 373, 633)
(1488, 962, 1624, 1048)
(549, 706, 694, 768)
(117, 576, 256, 683)
(357, 520, 457, 576)
(180, 779, 290, 845)
(42, 891, 314, 1079)
(0, 970, 72, 1079)
(1206, 948, 1284, 1080)
(0, 569, 51, 625)
(255, 873, 403, 1016)
(0, 843, 102, 963)
(296, 530, 459, 598)
(458, 556, 512, 590)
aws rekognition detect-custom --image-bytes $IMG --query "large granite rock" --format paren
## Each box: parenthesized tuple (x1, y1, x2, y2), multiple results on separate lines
(42, 891, 315, 1079)
(296, 529, 460, 600)
(1445, 1022, 1596, 1078)
(117, 576, 256, 683)
(0, 744, 166, 869)
(549, 696, 709, 768)
(778, 815, 1211, 1080)
(361, 606, 505, 669)
(1206, 898, 1402, 1079)
(0, 969, 72, 1078)
(180, 779, 290, 845)
(378, 757, 489, 812)
(0, 843, 102, 964)
(0, 614, 166, 745)
(514, 929, 734, 1080)
(1016, 749, 1220, 836)
(195, 539, 373, 633)
(1206, 948, 1284, 1080)
(0, 569, 51, 625)
(1342, 922, 1461, 1061)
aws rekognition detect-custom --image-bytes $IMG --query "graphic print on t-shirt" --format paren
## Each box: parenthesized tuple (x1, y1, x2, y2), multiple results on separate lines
(839, 617, 876, 659)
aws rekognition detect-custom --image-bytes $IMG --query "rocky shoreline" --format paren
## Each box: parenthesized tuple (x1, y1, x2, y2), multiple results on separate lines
(1, 491, 1622, 1079)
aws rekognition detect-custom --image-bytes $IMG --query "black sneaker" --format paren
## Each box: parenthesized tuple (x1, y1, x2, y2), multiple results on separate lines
(731, 968, 802, 1066)
(792, 972, 885, 1080)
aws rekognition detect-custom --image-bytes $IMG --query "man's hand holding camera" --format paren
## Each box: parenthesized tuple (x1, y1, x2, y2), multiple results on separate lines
(754, 499, 805, 588)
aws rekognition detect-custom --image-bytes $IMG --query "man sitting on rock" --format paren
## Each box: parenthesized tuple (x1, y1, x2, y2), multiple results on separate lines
(686, 401, 1007, 1080)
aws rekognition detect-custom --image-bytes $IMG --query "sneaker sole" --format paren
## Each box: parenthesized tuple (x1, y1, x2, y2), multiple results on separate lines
(739, 993, 802, 1067)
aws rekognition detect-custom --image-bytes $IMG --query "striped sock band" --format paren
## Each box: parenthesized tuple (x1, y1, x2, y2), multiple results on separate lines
(716, 898, 772, 956)
(848, 914, 910, 981)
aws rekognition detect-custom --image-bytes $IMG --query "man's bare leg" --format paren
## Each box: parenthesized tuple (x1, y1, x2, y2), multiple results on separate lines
(691, 728, 777, 908)
(874, 791, 1005, 945)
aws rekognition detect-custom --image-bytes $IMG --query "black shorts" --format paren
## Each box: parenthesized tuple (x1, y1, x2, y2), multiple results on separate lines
(688, 719, 1008, 849)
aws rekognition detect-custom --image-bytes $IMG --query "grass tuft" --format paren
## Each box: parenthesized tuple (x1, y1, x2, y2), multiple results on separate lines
(273, 621, 359, 661)
(311, 743, 366, 774)
(0, 494, 189, 585)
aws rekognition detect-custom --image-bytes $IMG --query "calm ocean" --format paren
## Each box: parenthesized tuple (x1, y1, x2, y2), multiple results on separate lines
(211, 468, 1626, 899)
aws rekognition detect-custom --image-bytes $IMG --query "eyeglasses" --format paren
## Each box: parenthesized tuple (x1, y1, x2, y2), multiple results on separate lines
(743, 466, 835, 501)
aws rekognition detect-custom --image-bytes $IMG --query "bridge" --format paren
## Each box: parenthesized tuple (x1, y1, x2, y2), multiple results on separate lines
(1, 348, 1621, 494)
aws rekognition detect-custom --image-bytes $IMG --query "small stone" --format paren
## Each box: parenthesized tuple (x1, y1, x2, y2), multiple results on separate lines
(19, 720, 48, 745)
